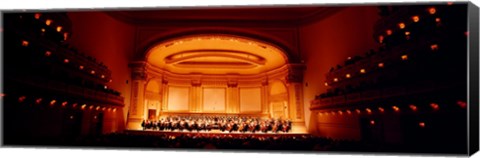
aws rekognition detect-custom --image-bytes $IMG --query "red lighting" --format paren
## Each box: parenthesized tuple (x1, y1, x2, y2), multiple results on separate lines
(333, 78, 338, 82)
(72, 103, 78, 108)
(18, 96, 26, 102)
(401, 55, 408, 60)
(324, 82, 329, 86)
(419, 122, 426, 128)
(90, 70, 95, 74)
(428, 7, 436, 14)
(109, 79, 113, 83)
(113, 108, 117, 112)
(386, 30, 392, 35)
(360, 69, 366, 74)
(41, 28, 45, 33)
(378, 35, 384, 43)
(35, 98, 42, 104)
(101, 75, 105, 79)
(346, 74, 351, 78)
(392, 106, 400, 112)
(355, 109, 361, 114)
(378, 107, 385, 113)
(378, 63, 384, 68)
(370, 120, 375, 125)
(89, 105, 94, 110)
(102, 107, 106, 111)
(447, 2, 453, 5)
(45, 19, 52, 26)
(405, 31, 411, 36)
(346, 110, 352, 115)
(50, 100, 56, 106)
(412, 15, 420, 22)
(0, 93, 5, 97)
(338, 111, 343, 115)
(96, 106, 100, 111)
(45, 51, 51, 56)
(107, 108, 112, 112)
(435, 18, 441, 23)
(56, 26, 62, 32)
(366, 108, 372, 114)
(430, 103, 440, 110)
(398, 23, 406, 29)
(64, 59, 69, 63)
(61, 101, 68, 107)
(22, 40, 29, 47)
(457, 100, 467, 108)
(79, 65, 84, 70)
(81, 104, 86, 110)
(409, 105, 417, 111)
(34, 13, 41, 19)
(63, 33, 68, 41)
(430, 44, 439, 51)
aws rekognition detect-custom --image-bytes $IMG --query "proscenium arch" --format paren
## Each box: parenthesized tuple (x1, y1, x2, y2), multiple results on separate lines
(144, 34, 291, 75)
(138, 29, 299, 62)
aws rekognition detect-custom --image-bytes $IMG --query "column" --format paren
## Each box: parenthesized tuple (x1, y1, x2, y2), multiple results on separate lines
(226, 81, 239, 113)
(126, 61, 147, 130)
(261, 79, 269, 114)
(285, 64, 306, 121)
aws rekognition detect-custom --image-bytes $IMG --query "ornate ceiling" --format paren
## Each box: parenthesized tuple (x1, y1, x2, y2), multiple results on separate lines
(146, 34, 288, 75)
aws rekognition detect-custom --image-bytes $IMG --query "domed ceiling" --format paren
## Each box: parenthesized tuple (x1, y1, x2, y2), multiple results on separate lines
(146, 34, 288, 75)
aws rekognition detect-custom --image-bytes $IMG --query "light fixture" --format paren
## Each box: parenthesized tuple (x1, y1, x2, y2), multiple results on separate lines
(113, 108, 117, 112)
(79, 65, 84, 70)
(324, 82, 329, 86)
(405, 31, 411, 36)
(430, 44, 439, 51)
(61, 101, 68, 107)
(50, 100, 56, 106)
(401, 55, 408, 60)
(370, 120, 375, 125)
(22, 40, 29, 47)
(89, 105, 94, 110)
(46, 19, 52, 26)
(34, 13, 41, 19)
(333, 78, 338, 82)
(398, 23, 406, 29)
(18, 96, 26, 102)
(346, 74, 351, 78)
(378, 107, 385, 113)
(430, 103, 439, 110)
(35, 98, 42, 104)
(366, 108, 372, 114)
(419, 122, 426, 128)
(346, 110, 352, 115)
(392, 106, 400, 112)
(81, 104, 87, 110)
(435, 18, 441, 23)
(355, 109, 361, 114)
(56, 26, 62, 32)
(409, 105, 417, 111)
(63, 33, 68, 41)
(101, 75, 105, 79)
(360, 69, 366, 74)
(412, 15, 420, 22)
(96, 106, 100, 111)
(428, 7, 436, 14)
(90, 70, 95, 74)
(64, 59, 69, 63)
(378, 35, 384, 43)
(338, 111, 343, 115)
(386, 30, 392, 35)
(41, 28, 45, 33)
(378, 62, 384, 68)
(72, 103, 78, 108)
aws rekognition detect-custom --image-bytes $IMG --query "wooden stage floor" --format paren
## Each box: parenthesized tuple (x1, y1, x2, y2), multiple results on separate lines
(125, 129, 309, 137)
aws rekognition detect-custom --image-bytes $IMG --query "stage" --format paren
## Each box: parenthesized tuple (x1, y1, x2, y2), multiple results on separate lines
(125, 129, 310, 137)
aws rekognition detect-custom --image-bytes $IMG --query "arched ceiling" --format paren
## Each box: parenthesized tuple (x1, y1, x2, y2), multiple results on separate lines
(146, 34, 288, 75)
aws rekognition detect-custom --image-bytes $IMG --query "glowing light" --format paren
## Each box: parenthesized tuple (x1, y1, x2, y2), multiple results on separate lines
(346, 74, 351, 78)
(63, 33, 69, 41)
(18, 96, 26, 102)
(409, 105, 418, 111)
(0, 93, 5, 97)
(34, 13, 41, 19)
(102, 107, 106, 111)
(35, 98, 42, 104)
(392, 106, 400, 112)
(412, 15, 420, 22)
(386, 30, 392, 35)
(378, 107, 385, 113)
(405, 31, 411, 36)
(90, 70, 95, 74)
(113, 108, 117, 112)
(338, 111, 343, 115)
(101, 75, 105, 79)
(56, 26, 62, 32)
(430, 103, 439, 110)
(355, 109, 361, 114)
(89, 105, 94, 110)
(104, 86, 107, 89)
(41, 28, 45, 33)
(428, 7, 436, 14)
(333, 78, 338, 82)
(457, 100, 467, 108)
(70, 116, 74, 119)
(398, 23, 406, 29)
(378, 63, 384, 68)
(94, 116, 97, 119)
(419, 122, 426, 128)
(447, 2, 453, 5)
(347, 56, 352, 60)
(331, 111, 336, 115)
(109, 79, 113, 82)
(61, 101, 68, 107)
(378, 35, 384, 43)
(324, 82, 329, 86)
(79, 65, 84, 70)
(50, 100, 56, 106)
(401, 55, 408, 60)
(370, 120, 375, 125)
(346, 110, 352, 115)
(96, 106, 100, 111)
(465, 31, 469, 37)
(64, 59, 69, 63)
(81, 104, 86, 110)
(22, 40, 29, 47)
(435, 18, 441, 23)
(430, 44, 439, 51)
(45, 19, 52, 26)
(72, 103, 78, 108)
(366, 108, 372, 114)
(107, 108, 112, 112)
(360, 69, 366, 74)
(45, 51, 51, 56)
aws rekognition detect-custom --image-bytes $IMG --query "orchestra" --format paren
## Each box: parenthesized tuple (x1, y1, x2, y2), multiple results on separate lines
(140, 116, 292, 133)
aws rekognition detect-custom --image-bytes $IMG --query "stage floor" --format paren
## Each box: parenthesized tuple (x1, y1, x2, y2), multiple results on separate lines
(125, 129, 309, 137)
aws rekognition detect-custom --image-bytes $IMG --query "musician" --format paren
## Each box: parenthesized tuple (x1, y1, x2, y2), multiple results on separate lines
(141, 120, 146, 130)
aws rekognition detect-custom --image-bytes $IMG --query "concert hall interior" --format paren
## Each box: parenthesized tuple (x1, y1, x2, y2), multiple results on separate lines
(1, 2, 475, 154)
